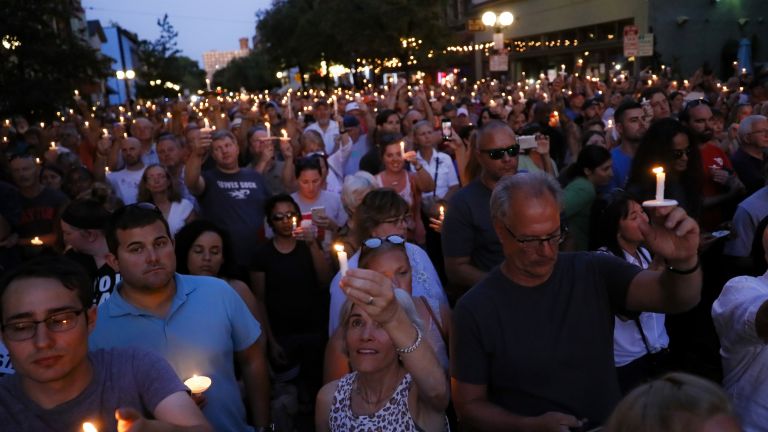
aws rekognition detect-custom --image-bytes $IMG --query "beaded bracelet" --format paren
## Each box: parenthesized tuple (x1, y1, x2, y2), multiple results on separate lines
(395, 323, 423, 354)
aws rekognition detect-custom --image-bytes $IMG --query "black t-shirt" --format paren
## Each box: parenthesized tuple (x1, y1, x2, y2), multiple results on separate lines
(64, 251, 121, 305)
(451, 252, 642, 423)
(250, 241, 327, 336)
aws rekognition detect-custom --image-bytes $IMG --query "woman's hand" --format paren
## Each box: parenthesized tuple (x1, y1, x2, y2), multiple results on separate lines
(341, 268, 399, 325)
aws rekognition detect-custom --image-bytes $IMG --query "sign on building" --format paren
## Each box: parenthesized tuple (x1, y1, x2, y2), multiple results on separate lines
(637, 33, 654, 57)
(490, 54, 509, 72)
(467, 19, 484, 32)
(623, 24, 639, 57)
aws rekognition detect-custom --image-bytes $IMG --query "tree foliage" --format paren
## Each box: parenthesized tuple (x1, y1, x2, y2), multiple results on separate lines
(0, 0, 111, 119)
(212, 51, 280, 91)
(135, 14, 205, 99)
(256, 0, 451, 84)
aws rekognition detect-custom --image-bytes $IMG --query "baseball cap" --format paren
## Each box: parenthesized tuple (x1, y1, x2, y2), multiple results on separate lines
(345, 102, 361, 113)
(343, 114, 360, 128)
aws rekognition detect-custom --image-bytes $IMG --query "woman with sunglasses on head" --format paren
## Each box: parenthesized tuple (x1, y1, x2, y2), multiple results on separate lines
(591, 190, 671, 394)
(315, 244, 450, 432)
(137, 164, 196, 237)
(374, 133, 435, 246)
(559, 145, 613, 251)
(626, 118, 703, 220)
(250, 194, 333, 421)
(324, 235, 451, 382)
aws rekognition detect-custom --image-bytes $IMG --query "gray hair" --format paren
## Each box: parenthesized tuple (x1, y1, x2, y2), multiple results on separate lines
(341, 171, 377, 216)
(339, 288, 424, 336)
(490, 171, 563, 222)
(413, 120, 432, 135)
(739, 115, 767, 140)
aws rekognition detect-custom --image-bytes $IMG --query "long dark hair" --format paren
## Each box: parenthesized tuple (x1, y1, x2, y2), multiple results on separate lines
(559, 145, 611, 187)
(174, 220, 238, 279)
(626, 118, 702, 216)
(589, 190, 640, 256)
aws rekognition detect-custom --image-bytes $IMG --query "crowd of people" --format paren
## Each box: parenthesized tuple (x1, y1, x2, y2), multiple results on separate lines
(1, 62, 768, 431)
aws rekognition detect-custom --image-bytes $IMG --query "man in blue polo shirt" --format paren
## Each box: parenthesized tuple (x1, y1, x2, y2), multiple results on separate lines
(89, 204, 271, 431)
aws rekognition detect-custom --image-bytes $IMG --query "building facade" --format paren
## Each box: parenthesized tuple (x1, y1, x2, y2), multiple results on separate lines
(202, 38, 250, 82)
(102, 26, 140, 106)
(467, 0, 765, 80)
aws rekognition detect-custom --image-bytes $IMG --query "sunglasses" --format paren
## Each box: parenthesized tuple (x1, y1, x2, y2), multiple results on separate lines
(271, 211, 298, 222)
(479, 144, 520, 160)
(672, 146, 692, 159)
(362, 235, 406, 249)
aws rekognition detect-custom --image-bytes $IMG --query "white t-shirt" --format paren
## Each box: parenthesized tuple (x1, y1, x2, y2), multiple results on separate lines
(107, 167, 146, 205)
(410, 150, 459, 202)
(305, 121, 340, 155)
(166, 199, 195, 237)
(712, 272, 768, 432)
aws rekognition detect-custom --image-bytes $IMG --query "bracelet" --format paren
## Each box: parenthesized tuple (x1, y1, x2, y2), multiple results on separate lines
(666, 258, 700, 275)
(395, 323, 423, 354)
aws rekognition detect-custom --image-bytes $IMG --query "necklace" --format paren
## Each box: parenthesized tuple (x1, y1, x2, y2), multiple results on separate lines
(353, 376, 398, 410)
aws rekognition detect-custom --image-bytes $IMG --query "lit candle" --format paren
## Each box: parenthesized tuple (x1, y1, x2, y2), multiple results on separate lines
(292, 216, 297, 231)
(30, 237, 43, 246)
(84, 121, 89, 128)
(281, 129, 289, 140)
(35, 157, 41, 165)
(265, 122, 271, 138)
(205, 78, 212, 92)
(439, 205, 445, 221)
(334, 244, 349, 277)
(184, 375, 212, 394)
(49, 141, 56, 151)
(40, 122, 45, 129)
(102, 128, 109, 137)
(400, 141, 405, 158)
(202, 118, 210, 130)
(105, 167, 110, 174)
(82, 422, 98, 432)
(653, 167, 665, 201)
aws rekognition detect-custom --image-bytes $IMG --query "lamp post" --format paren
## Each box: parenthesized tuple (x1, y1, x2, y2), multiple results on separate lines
(116, 69, 135, 107)
(480, 11, 514, 77)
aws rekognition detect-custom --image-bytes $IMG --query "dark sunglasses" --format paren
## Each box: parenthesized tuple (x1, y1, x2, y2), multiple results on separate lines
(362, 235, 406, 249)
(479, 144, 520, 160)
(672, 146, 692, 159)
(271, 211, 298, 222)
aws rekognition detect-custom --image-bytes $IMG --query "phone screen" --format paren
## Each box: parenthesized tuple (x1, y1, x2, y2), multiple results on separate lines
(441, 119, 452, 140)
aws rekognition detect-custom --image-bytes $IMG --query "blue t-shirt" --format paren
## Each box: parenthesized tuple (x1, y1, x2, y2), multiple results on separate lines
(90, 274, 262, 432)
(0, 348, 185, 431)
(199, 168, 270, 267)
(604, 146, 632, 192)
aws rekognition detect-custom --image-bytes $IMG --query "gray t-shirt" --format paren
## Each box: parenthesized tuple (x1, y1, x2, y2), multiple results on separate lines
(0, 347, 186, 431)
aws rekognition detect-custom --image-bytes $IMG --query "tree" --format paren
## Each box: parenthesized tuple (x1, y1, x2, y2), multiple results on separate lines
(0, 0, 111, 119)
(212, 50, 280, 91)
(135, 14, 205, 99)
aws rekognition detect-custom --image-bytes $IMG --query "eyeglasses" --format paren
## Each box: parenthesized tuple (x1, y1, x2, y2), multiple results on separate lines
(362, 235, 406, 249)
(503, 224, 567, 250)
(672, 146, 693, 159)
(271, 211, 298, 222)
(1, 309, 86, 341)
(479, 144, 520, 160)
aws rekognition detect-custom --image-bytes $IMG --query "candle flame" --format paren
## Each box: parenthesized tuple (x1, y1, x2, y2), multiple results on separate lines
(652, 167, 664, 174)
(334, 244, 345, 253)
(82, 422, 98, 432)
(281, 129, 288, 138)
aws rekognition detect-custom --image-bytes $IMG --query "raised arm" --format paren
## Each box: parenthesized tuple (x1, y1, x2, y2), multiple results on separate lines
(184, 129, 210, 196)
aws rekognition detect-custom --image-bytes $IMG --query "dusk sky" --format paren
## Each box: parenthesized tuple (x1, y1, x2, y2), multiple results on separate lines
(82, 0, 271, 66)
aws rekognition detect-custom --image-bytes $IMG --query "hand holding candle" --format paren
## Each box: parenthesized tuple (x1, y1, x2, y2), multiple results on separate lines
(439, 205, 445, 221)
(643, 166, 678, 207)
(184, 374, 212, 394)
(335, 244, 349, 277)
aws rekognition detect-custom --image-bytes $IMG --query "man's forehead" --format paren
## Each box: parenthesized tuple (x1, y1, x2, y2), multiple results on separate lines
(2, 277, 81, 317)
(117, 221, 168, 241)
(690, 105, 712, 119)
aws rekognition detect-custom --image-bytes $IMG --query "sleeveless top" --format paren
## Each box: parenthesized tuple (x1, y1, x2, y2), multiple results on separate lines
(375, 172, 413, 205)
(329, 372, 448, 431)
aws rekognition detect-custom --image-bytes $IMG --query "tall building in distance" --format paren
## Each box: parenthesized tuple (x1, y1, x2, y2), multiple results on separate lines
(203, 38, 250, 81)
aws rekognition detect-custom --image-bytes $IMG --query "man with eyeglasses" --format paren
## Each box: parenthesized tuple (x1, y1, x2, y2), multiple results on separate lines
(89, 204, 271, 431)
(0, 256, 211, 431)
(731, 115, 768, 196)
(442, 120, 518, 301)
(681, 100, 744, 231)
(451, 171, 702, 430)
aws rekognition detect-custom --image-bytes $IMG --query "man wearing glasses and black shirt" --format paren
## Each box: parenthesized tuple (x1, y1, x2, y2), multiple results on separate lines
(451, 172, 703, 431)
(441, 120, 518, 301)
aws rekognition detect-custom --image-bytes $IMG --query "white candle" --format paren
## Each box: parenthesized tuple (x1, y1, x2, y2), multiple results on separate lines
(334, 244, 348, 277)
(105, 167, 110, 174)
(102, 128, 109, 137)
(30, 237, 43, 246)
(35, 157, 41, 165)
(82, 422, 98, 432)
(184, 375, 212, 394)
(202, 118, 211, 132)
(84, 121, 89, 128)
(291, 216, 297, 231)
(439, 205, 445, 221)
(265, 122, 271, 138)
(205, 78, 211, 92)
(400, 141, 405, 158)
(49, 141, 56, 151)
(281, 129, 289, 140)
(653, 167, 665, 201)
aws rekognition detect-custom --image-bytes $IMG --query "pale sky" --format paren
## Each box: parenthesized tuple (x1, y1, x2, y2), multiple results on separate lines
(82, 0, 271, 66)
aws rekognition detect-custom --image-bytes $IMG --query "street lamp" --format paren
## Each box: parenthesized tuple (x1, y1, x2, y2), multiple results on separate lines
(115, 69, 135, 106)
(482, 11, 514, 50)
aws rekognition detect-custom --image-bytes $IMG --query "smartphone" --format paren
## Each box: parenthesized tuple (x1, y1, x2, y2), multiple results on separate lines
(441, 119, 452, 141)
(311, 207, 326, 220)
(517, 135, 537, 150)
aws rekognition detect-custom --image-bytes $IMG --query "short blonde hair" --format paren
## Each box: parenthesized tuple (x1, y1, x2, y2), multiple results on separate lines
(338, 288, 423, 351)
(604, 372, 734, 432)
